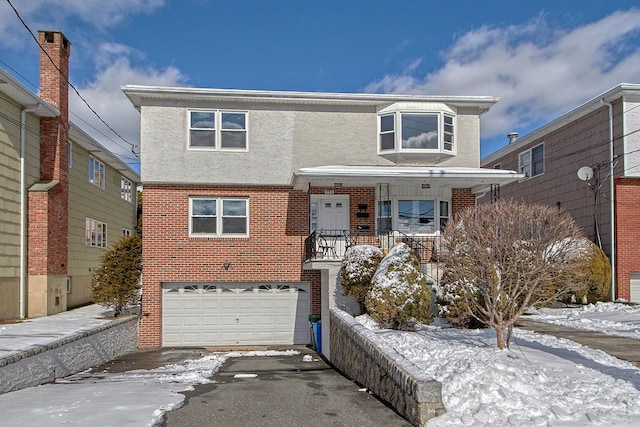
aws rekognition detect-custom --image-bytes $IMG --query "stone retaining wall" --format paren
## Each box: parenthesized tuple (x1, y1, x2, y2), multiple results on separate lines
(0, 315, 138, 394)
(330, 308, 445, 426)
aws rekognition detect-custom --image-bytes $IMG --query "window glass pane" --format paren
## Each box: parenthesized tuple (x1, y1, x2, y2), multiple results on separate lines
(439, 201, 449, 217)
(398, 200, 434, 233)
(221, 113, 246, 130)
(193, 199, 216, 216)
(402, 114, 438, 149)
(380, 133, 395, 151)
(191, 112, 215, 129)
(223, 200, 246, 216)
(223, 217, 247, 234)
(192, 217, 216, 234)
(531, 145, 544, 176)
(380, 115, 394, 132)
(190, 130, 215, 147)
(220, 130, 246, 148)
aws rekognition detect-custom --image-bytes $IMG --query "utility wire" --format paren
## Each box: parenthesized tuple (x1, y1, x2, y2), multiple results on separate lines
(5, 0, 139, 159)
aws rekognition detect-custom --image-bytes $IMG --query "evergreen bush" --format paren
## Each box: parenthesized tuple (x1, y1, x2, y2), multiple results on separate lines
(91, 235, 142, 316)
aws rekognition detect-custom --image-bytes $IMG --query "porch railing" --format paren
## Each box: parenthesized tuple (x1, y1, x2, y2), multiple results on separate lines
(304, 229, 441, 261)
(303, 229, 443, 283)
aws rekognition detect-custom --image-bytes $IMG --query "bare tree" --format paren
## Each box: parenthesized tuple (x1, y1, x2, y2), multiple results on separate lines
(439, 200, 589, 349)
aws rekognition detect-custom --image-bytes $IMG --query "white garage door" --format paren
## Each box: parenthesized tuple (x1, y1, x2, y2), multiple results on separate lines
(162, 282, 310, 346)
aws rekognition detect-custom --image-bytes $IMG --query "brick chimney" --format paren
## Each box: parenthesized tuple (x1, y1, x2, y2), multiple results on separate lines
(28, 31, 71, 293)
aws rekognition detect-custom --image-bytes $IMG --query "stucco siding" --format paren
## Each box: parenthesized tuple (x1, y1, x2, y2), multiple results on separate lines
(140, 106, 297, 185)
(140, 102, 484, 185)
(439, 112, 480, 167)
(67, 141, 138, 308)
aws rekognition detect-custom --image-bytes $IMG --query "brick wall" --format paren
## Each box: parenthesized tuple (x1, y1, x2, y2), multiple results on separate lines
(614, 178, 640, 300)
(140, 184, 320, 348)
(452, 188, 475, 219)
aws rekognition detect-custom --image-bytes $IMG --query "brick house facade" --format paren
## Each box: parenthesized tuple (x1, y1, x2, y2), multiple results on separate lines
(481, 83, 640, 302)
(124, 86, 521, 351)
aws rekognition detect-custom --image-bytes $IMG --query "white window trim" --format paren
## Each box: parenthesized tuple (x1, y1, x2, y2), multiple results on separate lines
(188, 110, 249, 152)
(122, 228, 132, 238)
(66, 277, 72, 294)
(189, 197, 249, 238)
(121, 176, 133, 202)
(85, 217, 108, 248)
(518, 143, 544, 180)
(89, 156, 105, 189)
(377, 111, 456, 155)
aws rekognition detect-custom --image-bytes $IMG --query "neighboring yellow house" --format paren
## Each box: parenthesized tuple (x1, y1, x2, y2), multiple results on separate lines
(0, 31, 139, 321)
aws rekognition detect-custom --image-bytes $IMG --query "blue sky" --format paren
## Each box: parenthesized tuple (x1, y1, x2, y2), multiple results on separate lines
(1, 0, 640, 172)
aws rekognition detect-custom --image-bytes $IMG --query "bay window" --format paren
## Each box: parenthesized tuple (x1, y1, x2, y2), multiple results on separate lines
(378, 111, 455, 155)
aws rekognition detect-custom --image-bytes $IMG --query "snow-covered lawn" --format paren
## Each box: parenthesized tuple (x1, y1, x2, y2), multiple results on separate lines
(1, 302, 640, 426)
(357, 302, 640, 426)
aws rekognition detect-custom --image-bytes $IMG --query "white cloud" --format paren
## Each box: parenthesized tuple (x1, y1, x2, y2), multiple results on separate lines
(0, 0, 164, 42)
(366, 9, 640, 144)
(69, 48, 186, 168)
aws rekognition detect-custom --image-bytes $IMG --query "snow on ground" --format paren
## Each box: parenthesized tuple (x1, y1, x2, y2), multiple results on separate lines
(529, 301, 640, 340)
(2, 302, 640, 426)
(357, 302, 640, 426)
(0, 349, 299, 427)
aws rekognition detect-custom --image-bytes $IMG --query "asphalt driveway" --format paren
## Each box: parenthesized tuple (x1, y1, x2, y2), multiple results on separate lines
(160, 346, 411, 427)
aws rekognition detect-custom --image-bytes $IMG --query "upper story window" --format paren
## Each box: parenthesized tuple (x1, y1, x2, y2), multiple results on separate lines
(519, 143, 544, 179)
(89, 156, 105, 189)
(189, 197, 249, 237)
(121, 176, 132, 202)
(86, 217, 107, 248)
(378, 112, 455, 155)
(189, 110, 247, 150)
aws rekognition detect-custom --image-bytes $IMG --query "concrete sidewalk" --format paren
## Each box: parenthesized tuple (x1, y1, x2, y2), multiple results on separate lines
(515, 316, 640, 367)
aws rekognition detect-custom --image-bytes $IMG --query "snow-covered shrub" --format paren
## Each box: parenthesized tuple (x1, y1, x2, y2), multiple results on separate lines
(340, 245, 384, 312)
(436, 267, 487, 329)
(561, 239, 611, 304)
(365, 243, 431, 331)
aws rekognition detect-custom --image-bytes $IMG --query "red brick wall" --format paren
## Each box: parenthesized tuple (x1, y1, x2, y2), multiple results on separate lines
(28, 31, 70, 276)
(452, 188, 475, 219)
(140, 184, 322, 348)
(614, 178, 640, 301)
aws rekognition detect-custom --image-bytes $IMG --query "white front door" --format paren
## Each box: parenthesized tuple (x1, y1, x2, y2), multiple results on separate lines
(316, 196, 349, 231)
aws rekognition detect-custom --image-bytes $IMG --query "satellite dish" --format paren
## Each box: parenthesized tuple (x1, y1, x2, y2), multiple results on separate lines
(577, 166, 594, 181)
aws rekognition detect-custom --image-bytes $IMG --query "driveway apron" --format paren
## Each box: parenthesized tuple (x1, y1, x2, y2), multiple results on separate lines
(162, 346, 411, 427)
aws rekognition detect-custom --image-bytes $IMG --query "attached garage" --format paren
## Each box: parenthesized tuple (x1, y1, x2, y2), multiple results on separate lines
(162, 282, 310, 346)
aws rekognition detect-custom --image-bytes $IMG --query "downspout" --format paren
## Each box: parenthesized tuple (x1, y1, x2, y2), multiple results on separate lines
(20, 104, 40, 318)
(603, 99, 616, 301)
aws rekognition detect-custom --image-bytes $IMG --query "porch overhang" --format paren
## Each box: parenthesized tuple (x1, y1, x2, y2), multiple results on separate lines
(291, 165, 524, 194)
